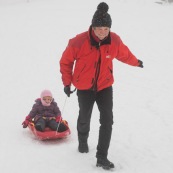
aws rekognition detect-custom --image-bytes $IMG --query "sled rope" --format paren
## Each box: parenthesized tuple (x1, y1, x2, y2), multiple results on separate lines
(61, 96, 68, 115)
(56, 88, 76, 132)
(56, 96, 67, 132)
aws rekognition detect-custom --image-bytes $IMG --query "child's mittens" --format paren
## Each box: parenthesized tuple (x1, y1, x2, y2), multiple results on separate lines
(22, 115, 31, 128)
(56, 115, 62, 123)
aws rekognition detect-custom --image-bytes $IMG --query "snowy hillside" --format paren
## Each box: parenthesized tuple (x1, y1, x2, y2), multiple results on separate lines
(0, 0, 173, 173)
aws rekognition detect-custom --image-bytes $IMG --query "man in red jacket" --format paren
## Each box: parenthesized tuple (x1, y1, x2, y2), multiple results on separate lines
(60, 2, 143, 170)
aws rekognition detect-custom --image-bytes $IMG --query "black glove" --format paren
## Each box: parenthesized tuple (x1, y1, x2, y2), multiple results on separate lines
(64, 86, 73, 97)
(138, 60, 143, 68)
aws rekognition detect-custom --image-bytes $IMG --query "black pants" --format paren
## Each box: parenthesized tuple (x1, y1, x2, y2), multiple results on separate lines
(77, 86, 113, 159)
(35, 118, 67, 132)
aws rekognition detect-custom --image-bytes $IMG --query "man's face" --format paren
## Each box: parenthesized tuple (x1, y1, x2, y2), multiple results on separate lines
(93, 27, 110, 40)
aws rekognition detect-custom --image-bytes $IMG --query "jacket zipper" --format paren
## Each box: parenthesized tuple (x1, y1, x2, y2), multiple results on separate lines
(91, 42, 101, 91)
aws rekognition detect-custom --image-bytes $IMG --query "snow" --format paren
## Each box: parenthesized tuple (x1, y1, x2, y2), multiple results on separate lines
(0, 0, 173, 172)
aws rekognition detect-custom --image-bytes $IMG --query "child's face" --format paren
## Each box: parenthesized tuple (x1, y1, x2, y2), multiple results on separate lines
(43, 96, 52, 104)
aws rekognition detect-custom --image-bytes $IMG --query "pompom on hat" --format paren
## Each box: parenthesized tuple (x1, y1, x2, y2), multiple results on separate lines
(40, 89, 53, 106)
(92, 2, 112, 28)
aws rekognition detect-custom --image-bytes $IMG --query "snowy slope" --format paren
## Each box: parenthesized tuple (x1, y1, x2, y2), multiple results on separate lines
(0, 0, 173, 173)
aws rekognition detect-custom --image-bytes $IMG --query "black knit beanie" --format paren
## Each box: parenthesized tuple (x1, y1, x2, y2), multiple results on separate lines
(92, 2, 112, 28)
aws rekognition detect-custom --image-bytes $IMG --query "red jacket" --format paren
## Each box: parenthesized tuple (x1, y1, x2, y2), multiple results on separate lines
(60, 27, 139, 91)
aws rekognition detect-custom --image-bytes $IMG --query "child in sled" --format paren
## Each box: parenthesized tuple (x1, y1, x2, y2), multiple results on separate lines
(22, 89, 68, 132)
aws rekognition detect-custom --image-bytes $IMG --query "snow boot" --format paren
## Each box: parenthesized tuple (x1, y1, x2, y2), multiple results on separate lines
(96, 158, 115, 170)
(78, 142, 89, 153)
(58, 123, 68, 132)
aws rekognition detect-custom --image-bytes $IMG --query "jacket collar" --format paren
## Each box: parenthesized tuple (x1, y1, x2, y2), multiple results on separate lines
(89, 26, 111, 49)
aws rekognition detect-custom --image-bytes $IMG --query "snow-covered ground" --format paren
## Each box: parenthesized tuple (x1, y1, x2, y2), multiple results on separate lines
(0, 0, 173, 172)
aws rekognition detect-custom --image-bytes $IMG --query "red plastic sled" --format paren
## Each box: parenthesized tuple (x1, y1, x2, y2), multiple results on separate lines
(28, 120, 71, 140)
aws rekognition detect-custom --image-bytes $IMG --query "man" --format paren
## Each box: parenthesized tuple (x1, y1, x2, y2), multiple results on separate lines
(60, 2, 143, 170)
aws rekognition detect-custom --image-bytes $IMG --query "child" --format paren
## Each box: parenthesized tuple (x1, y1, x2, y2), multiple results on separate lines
(22, 89, 67, 132)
